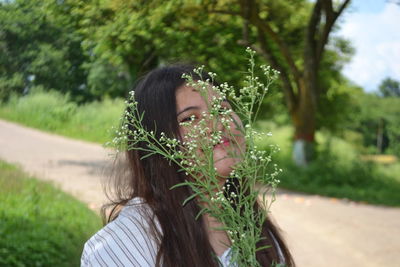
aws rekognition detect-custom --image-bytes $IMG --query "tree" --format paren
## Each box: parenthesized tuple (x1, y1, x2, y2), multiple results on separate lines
(223, 0, 352, 165)
(0, 0, 89, 102)
(79, 0, 353, 165)
(379, 77, 400, 98)
(76, 0, 251, 88)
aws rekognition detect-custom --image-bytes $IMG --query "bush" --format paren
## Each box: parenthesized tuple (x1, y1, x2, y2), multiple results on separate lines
(66, 97, 125, 143)
(277, 136, 400, 206)
(278, 151, 400, 206)
(0, 87, 77, 131)
(0, 161, 101, 266)
(0, 90, 125, 143)
(256, 123, 400, 206)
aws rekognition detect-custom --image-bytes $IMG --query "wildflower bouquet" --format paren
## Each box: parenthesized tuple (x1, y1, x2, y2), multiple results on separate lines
(112, 49, 281, 266)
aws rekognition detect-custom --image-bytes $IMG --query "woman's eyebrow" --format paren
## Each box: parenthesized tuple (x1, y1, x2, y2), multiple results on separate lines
(177, 106, 200, 116)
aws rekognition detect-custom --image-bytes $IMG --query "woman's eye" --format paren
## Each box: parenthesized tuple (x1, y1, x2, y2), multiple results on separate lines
(181, 117, 191, 123)
(218, 106, 230, 114)
(180, 115, 197, 123)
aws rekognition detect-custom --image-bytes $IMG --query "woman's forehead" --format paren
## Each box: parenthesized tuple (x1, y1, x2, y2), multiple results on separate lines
(176, 84, 222, 110)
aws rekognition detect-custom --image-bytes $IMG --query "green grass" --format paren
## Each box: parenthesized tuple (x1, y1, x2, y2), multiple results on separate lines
(0, 160, 102, 266)
(278, 152, 400, 206)
(0, 89, 124, 143)
(256, 124, 400, 206)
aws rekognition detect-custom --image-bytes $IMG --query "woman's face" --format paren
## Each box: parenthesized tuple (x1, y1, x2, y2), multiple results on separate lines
(175, 84, 246, 179)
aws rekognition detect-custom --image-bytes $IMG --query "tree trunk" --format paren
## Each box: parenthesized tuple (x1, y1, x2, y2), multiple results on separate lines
(291, 78, 316, 166)
(376, 118, 384, 154)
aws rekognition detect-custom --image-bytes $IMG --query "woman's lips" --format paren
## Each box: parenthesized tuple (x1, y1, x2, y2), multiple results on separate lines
(214, 137, 230, 149)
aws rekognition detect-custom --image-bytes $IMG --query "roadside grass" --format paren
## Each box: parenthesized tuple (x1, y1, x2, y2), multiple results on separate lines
(0, 89, 124, 144)
(277, 153, 400, 206)
(0, 160, 102, 266)
(256, 124, 400, 206)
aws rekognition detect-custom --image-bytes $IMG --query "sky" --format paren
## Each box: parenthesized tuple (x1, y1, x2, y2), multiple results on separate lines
(337, 0, 400, 92)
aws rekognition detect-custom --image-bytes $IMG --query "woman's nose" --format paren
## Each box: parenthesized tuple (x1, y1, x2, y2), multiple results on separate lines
(207, 113, 224, 134)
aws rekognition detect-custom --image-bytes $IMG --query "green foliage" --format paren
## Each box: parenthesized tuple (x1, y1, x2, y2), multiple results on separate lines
(78, 0, 250, 86)
(68, 97, 125, 142)
(0, 89, 124, 143)
(0, 160, 101, 266)
(278, 149, 400, 206)
(1, 0, 355, 137)
(347, 92, 400, 156)
(379, 77, 400, 97)
(0, 73, 25, 100)
(76, 0, 355, 142)
(316, 39, 356, 132)
(256, 124, 400, 206)
(0, 0, 89, 101)
(1, 87, 77, 130)
(85, 59, 130, 99)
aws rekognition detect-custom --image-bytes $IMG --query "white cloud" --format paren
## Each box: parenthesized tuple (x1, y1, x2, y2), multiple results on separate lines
(338, 3, 400, 92)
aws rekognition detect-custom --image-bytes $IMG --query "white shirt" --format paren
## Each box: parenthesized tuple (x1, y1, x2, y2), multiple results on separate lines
(81, 198, 235, 266)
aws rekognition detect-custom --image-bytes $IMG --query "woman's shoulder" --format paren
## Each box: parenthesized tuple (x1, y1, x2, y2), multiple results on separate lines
(81, 198, 159, 267)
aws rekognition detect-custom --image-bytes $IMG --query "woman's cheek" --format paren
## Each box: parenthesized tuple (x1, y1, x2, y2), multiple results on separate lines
(230, 118, 246, 154)
(213, 156, 237, 178)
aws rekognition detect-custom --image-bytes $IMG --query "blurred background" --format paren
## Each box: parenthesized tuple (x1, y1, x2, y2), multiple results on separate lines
(0, 0, 399, 266)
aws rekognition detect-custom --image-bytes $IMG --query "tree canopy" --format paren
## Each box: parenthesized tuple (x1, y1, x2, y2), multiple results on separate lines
(0, 0, 89, 101)
(379, 77, 400, 98)
(10, 0, 398, 163)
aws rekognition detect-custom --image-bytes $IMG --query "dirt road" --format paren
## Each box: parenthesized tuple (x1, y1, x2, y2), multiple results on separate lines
(1, 119, 399, 267)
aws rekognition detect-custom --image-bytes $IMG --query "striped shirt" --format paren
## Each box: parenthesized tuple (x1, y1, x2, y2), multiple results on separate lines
(81, 198, 236, 266)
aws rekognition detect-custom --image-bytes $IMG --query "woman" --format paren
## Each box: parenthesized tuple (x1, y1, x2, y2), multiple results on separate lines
(81, 64, 294, 266)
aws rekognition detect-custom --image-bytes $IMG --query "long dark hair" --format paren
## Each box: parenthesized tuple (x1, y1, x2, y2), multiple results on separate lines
(104, 64, 294, 266)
